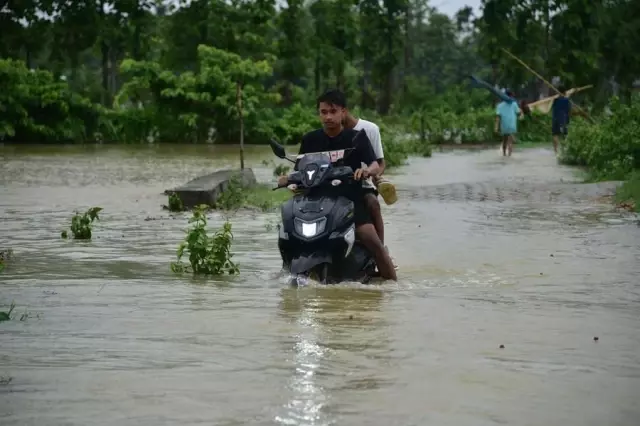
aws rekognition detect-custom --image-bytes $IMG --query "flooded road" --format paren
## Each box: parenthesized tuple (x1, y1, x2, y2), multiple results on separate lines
(1, 144, 639, 426)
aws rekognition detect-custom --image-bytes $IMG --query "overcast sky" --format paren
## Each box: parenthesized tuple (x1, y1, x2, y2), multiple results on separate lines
(433, 0, 481, 17)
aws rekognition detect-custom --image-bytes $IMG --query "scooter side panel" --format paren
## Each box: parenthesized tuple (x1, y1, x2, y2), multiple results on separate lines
(335, 243, 375, 280)
(280, 197, 296, 234)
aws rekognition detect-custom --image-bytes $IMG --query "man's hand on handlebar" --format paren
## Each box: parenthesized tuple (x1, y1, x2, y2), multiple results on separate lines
(277, 175, 289, 187)
(353, 167, 370, 181)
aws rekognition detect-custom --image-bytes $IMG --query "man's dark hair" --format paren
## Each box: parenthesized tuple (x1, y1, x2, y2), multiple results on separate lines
(506, 89, 515, 98)
(558, 85, 566, 95)
(316, 89, 347, 109)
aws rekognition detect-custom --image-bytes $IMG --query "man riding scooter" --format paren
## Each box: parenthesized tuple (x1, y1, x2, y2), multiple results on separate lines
(277, 89, 397, 281)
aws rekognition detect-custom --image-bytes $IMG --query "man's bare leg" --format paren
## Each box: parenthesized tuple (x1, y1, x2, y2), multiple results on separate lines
(553, 135, 559, 153)
(501, 136, 507, 156)
(507, 135, 514, 156)
(356, 223, 397, 280)
(364, 192, 384, 243)
(365, 192, 398, 270)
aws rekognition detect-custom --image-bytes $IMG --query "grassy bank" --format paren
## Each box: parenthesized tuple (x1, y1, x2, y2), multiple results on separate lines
(559, 95, 640, 211)
(614, 171, 640, 212)
(243, 184, 293, 212)
(166, 177, 292, 214)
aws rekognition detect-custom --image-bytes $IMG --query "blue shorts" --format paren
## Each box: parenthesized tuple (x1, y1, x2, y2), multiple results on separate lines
(552, 120, 569, 136)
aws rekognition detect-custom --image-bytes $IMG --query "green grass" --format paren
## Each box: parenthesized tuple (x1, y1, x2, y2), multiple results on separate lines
(515, 140, 552, 148)
(243, 184, 292, 212)
(614, 171, 640, 212)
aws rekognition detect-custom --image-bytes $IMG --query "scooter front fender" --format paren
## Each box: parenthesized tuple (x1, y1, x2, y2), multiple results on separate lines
(290, 252, 332, 275)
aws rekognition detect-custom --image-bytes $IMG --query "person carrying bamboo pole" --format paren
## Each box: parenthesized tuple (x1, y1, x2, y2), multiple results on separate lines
(494, 90, 522, 156)
(551, 86, 571, 153)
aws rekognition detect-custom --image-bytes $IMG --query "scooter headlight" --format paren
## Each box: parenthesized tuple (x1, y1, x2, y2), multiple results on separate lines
(294, 217, 327, 238)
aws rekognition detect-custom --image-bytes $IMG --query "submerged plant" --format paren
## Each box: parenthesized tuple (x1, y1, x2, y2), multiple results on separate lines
(0, 302, 14, 322)
(0, 248, 13, 272)
(61, 207, 103, 240)
(214, 173, 246, 211)
(0, 301, 33, 322)
(165, 191, 185, 212)
(171, 204, 239, 276)
(273, 164, 290, 178)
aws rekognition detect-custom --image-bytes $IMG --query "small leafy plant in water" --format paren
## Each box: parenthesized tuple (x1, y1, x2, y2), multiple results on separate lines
(164, 191, 185, 212)
(214, 174, 246, 211)
(0, 248, 13, 272)
(273, 164, 290, 178)
(61, 207, 103, 239)
(171, 204, 240, 275)
(212, 172, 291, 213)
(0, 301, 33, 322)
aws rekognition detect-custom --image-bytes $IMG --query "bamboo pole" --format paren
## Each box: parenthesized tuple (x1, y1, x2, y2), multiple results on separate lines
(528, 85, 593, 113)
(500, 48, 595, 123)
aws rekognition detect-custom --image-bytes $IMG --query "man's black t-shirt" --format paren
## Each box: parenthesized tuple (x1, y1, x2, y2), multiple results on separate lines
(296, 128, 377, 172)
(295, 127, 375, 226)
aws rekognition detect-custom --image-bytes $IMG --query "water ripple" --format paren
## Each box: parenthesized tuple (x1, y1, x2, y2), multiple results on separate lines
(1, 145, 639, 426)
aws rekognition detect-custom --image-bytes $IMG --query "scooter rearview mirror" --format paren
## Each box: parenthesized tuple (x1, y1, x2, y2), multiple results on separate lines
(269, 139, 287, 159)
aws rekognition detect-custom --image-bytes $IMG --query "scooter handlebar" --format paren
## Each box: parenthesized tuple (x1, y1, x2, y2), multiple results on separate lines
(273, 167, 357, 190)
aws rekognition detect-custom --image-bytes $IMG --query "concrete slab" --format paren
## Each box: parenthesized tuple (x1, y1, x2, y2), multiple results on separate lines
(166, 168, 257, 209)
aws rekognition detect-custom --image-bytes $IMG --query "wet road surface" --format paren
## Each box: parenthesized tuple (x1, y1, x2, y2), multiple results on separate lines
(1, 144, 639, 426)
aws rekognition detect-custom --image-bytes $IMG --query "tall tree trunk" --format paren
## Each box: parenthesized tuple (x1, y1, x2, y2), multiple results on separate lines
(402, 4, 412, 96)
(542, 0, 551, 98)
(101, 41, 110, 106)
(236, 82, 245, 170)
(490, 63, 501, 106)
(361, 56, 373, 109)
(380, 7, 395, 114)
(25, 48, 32, 69)
(314, 54, 321, 95)
(133, 20, 141, 60)
(335, 64, 345, 91)
(282, 81, 292, 106)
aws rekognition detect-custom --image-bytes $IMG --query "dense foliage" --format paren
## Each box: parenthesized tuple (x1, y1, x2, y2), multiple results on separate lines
(2, 0, 638, 147)
(561, 96, 640, 180)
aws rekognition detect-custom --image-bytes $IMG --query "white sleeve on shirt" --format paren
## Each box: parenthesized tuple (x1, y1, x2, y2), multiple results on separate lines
(355, 119, 384, 160)
(368, 124, 384, 160)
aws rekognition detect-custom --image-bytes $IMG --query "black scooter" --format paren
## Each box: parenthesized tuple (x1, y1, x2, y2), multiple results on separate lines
(269, 136, 377, 286)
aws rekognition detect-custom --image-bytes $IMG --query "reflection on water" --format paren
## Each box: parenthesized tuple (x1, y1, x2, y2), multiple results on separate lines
(1, 144, 639, 426)
(276, 288, 388, 425)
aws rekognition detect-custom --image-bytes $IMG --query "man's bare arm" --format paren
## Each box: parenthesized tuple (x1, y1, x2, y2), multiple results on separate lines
(367, 161, 381, 177)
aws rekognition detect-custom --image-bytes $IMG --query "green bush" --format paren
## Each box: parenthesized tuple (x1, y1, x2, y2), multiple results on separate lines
(560, 96, 640, 180)
(404, 105, 551, 145)
(214, 173, 292, 212)
(61, 207, 103, 240)
(0, 59, 103, 143)
(615, 170, 640, 212)
(270, 103, 318, 145)
(171, 205, 239, 276)
(517, 111, 552, 143)
(408, 107, 493, 144)
(0, 249, 13, 273)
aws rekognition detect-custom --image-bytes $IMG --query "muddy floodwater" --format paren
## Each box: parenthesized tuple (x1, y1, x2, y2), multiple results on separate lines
(1, 143, 639, 426)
